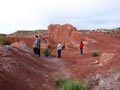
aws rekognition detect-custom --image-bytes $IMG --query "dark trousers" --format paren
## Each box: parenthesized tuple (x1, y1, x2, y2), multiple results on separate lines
(34, 47, 40, 56)
(37, 46, 40, 56)
(80, 48, 83, 55)
(58, 49, 61, 58)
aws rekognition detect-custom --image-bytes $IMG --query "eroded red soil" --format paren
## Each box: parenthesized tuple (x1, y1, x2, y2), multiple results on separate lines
(0, 30, 120, 90)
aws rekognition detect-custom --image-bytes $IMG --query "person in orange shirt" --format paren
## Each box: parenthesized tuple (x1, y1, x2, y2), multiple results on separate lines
(79, 41, 84, 55)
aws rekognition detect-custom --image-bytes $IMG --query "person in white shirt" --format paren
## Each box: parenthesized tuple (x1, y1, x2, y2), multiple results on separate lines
(57, 42, 62, 58)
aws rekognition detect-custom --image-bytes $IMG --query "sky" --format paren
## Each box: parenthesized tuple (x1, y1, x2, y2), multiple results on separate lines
(0, 0, 120, 34)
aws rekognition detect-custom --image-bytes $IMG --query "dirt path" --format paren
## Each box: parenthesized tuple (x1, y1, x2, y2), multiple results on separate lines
(40, 55, 71, 80)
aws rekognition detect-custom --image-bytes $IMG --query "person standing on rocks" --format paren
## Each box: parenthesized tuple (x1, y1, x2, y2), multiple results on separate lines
(79, 41, 84, 55)
(38, 35, 41, 56)
(57, 42, 62, 58)
(33, 35, 40, 56)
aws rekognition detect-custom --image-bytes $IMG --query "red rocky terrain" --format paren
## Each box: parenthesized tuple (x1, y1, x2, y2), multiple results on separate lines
(48, 24, 120, 90)
(0, 24, 120, 90)
(0, 43, 70, 90)
(62, 32, 120, 77)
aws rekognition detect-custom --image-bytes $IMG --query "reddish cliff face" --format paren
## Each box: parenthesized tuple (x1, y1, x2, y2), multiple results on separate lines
(48, 24, 76, 44)
(48, 24, 77, 44)
(48, 24, 89, 48)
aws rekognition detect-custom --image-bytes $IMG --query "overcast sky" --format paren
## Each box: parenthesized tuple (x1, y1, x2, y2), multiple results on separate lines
(0, 0, 120, 34)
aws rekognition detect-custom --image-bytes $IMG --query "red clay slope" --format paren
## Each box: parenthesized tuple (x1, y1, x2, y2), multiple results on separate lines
(61, 32, 120, 89)
(62, 32, 120, 77)
(1, 26, 120, 89)
(0, 44, 70, 90)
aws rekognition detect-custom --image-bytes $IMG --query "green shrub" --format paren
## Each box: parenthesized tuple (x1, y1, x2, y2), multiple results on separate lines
(0, 35, 11, 45)
(91, 51, 99, 57)
(55, 78, 66, 88)
(55, 78, 88, 90)
(43, 48, 51, 57)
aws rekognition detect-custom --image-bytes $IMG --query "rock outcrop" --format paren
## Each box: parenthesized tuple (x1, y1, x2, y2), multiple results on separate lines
(48, 24, 88, 48)
(48, 24, 77, 44)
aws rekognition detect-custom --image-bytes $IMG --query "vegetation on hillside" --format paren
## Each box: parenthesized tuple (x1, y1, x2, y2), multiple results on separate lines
(55, 78, 88, 90)
(8, 30, 48, 38)
(0, 35, 11, 45)
(91, 51, 99, 57)
(43, 48, 51, 57)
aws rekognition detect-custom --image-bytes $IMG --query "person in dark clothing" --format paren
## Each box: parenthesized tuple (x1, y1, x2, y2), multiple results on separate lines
(33, 35, 40, 56)
(79, 41, 84, 55)
(57, 42, 62, 58)
(38, 35, 41, 56)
